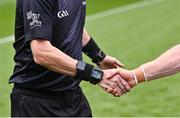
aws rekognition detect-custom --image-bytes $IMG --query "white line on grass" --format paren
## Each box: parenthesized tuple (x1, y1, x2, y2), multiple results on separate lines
(0, 36, 14, 45)
(0, 0, 163, 45)
(86, 0, 163, 22)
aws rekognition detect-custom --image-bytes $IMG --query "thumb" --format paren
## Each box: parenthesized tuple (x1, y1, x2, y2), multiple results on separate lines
(104, 69, 120, 79)
(114, 59, 124, 67)
(118, 68, 133, 82)
(106, 87, 114, 93)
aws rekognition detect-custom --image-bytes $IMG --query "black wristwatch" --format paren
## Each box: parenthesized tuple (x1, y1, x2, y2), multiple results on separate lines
(90, 67, 103, 84)
(76, 61, 103, 84)
(76, 61, 89, 81)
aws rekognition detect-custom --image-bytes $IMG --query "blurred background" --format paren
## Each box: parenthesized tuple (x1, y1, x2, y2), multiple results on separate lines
(0, 0, 180, 116)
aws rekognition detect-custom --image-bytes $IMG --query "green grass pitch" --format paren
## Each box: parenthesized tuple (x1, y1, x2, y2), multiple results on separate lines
(0, 0, 180, 117)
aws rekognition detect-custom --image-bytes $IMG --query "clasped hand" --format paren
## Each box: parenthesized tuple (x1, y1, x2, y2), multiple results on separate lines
(97, 55, 136, 97)
(98, 68, 136, 97)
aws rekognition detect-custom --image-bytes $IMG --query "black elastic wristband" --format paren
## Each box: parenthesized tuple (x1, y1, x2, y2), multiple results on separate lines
(82, 37, 101, 59)
(82, 64, 94, 81)
(76, 61, 94, 82)
(82, 37, 106, 64)
(92, 51, 106, 65)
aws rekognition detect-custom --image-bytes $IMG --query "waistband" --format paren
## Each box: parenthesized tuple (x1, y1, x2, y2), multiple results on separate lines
(13, 84, 81, 98)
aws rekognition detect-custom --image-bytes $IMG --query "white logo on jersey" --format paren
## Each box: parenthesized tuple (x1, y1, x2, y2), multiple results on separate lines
(27, 11, 42, 29)
(57, 10, 69, 19)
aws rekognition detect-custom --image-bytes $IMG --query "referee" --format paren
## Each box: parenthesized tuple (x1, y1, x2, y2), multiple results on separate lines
(10, 0, 129, 117)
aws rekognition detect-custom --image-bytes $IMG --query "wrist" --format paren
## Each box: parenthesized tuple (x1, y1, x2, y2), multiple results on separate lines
(72, 60, 78, 77)
(75, 61, 103, 84)
(133, 66, 148, 83)
(82, 37, 106, 64)
(141, 61, 156, 80)
(92, 50, 106, 65)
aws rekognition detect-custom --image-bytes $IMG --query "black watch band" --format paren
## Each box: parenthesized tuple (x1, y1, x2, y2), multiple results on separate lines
(90, 67, 103, 84)
(76, 61, 103, 84)
(76, 61, 93, 82)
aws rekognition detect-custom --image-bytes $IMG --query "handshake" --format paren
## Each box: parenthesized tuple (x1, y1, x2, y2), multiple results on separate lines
(97, 56, 147, 97)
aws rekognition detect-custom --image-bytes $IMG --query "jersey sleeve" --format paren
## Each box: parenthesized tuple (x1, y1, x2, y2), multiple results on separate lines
(22, 0, 55, 42)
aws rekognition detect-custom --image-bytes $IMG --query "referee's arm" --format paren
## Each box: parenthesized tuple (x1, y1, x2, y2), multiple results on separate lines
(30, 39, 129, 97)
(82, 28, 91, 47)
(82, 28, 124, 68)
(31, 39, 78, 77)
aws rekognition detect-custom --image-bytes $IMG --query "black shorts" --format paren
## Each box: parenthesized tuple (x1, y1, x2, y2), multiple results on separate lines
(11, 86, 92, 117)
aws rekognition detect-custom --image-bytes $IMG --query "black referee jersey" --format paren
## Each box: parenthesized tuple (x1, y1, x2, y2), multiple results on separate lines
(10, 0, 86, 92)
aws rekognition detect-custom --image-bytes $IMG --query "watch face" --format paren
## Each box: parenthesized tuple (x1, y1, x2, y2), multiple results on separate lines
(92, 69, 103, 79)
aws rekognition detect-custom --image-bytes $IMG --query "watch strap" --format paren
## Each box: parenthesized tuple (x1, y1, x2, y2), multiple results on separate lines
(76, 61, 93, 81)
(90, 67, 103, 84)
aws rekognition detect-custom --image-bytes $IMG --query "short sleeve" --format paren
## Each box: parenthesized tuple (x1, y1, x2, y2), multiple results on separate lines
(22, 0, 55, 42)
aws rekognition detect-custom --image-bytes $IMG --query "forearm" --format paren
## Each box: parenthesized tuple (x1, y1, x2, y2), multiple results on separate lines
(82, 28, 91, 47)
(82, 28, 106, 65)
(31, 40, 78, 77)
(140, 45, 180, 81)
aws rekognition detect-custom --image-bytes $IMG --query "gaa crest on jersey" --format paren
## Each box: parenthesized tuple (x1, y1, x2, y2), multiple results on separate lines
(57, 10, 69, 19)
(27, 11, 42, 29)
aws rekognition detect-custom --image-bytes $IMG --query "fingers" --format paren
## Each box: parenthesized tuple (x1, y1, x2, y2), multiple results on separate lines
(118, 68, 137, 88)
(100, 69, 121, 96)
(119, 78, 131, 91)
(107, 88, 122, 97)
(102, 85, 122, 97)
(110, 75, 127, 93)
(106, 87, 113, 93)
(114, 58, 124, 67)
(99, 55, 124, 69)
(106, 87, 123, 97)
(114, 75, 130, 93)
(107, 80, 122, 95)
(106, 75, 130, 97)
(99, 77, 122, 97)
(117, 79, 128, 93)
(103, 69, 120, 79)
(100, 68, 135, 97)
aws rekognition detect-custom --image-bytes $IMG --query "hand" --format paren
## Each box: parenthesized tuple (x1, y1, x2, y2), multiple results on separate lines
(118, 68, 136, 88)
(98, 55, 124, 70)
(106, 74, 131, 96)
(98, 69, 131, 97)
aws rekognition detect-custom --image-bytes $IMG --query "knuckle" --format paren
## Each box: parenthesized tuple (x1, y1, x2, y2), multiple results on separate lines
(122, 89, 127, 93)
(113, 79, 118, 83)
(112, 83, 116, 87)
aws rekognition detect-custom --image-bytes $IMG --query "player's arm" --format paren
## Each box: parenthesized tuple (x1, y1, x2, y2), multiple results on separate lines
(139, 44, 180, 81)
(119, 45, 180, 87)
(82, 28, 124, 69)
